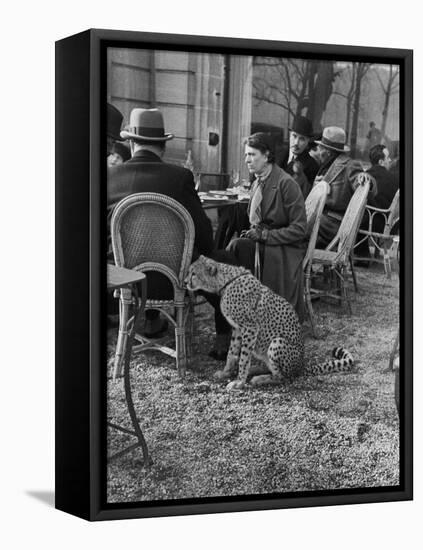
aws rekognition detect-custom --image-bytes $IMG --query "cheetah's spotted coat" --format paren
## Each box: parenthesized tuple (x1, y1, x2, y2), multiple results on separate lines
(185, 256, 353, 390)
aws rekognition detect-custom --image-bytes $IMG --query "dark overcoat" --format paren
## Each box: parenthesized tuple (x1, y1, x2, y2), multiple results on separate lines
(254, 164, 307, 321)
(107, 149, 214, 298)
(107, 149, 214, 258)
(366, 164, 399, 210)
(313, 153, 366, 247)
(280, 148, 319, 199)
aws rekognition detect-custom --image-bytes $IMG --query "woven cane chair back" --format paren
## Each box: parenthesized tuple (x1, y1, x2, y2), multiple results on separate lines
(303, 180, 329, 268)
(331, 173, 371, 261)
(111, 193, 195, 289)
(305, 180, 329, 234)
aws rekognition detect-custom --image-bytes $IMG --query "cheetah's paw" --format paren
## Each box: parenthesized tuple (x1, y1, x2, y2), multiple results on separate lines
(226, 380, 246, 391)
(250, 374, 281, 386)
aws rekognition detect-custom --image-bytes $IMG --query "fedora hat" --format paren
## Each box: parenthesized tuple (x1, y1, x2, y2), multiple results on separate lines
(289, 115, 314, 138)
(107, 103, 124, 141)
(315, 126, 350, 153)
(120, 108, 174, 142)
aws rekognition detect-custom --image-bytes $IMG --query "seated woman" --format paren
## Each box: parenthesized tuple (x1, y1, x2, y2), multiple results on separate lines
(227, 132, 307, 322)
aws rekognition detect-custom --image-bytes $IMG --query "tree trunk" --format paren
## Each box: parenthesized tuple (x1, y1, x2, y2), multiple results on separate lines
(350, 63, 370, 157)
(345, 64, 357, 140)
(307, 61, 335, 132)
(380, 65, 394, 138)
(296, 62, 314, 115)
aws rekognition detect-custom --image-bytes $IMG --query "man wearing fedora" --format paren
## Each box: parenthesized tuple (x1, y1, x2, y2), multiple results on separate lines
(281, 115, 319, 199)
(313, 126, 371, 248)
(107, 107, 214, 337)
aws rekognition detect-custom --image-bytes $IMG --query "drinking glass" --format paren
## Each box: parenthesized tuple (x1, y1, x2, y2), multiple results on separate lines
(230, 169, 240, 188)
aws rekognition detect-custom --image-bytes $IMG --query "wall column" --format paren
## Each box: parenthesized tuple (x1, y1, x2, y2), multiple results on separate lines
(226, 56, 253, 181)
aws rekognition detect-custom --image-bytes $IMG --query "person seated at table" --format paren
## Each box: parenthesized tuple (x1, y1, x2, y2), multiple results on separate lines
(367, 144, 398, 211)
(312, 126, 375, 263)
(357, 144, 399, 258)
(107, 107, 214, 336)
(227, 132, 307, 322)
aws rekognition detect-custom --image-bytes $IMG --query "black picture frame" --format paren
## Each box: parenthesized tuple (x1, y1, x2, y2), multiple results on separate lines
(55, 28, 413, 521)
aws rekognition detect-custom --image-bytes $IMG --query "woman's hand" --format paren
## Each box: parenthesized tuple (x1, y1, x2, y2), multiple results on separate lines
(240, 226, 267, 242)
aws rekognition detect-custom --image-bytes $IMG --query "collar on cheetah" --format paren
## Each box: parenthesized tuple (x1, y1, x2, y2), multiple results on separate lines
(218, 273, 252, 296)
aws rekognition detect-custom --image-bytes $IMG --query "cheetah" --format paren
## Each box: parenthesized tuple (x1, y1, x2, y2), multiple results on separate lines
(185, 255, 354, 391)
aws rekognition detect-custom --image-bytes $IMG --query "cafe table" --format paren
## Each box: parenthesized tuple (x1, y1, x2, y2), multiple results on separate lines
(199, 189, 250, 248)
(198, 188, 249, 209)
(107, 264, 151, 465)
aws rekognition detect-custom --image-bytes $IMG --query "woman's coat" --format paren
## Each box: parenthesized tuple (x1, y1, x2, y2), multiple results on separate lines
(255, 164, 307, 321)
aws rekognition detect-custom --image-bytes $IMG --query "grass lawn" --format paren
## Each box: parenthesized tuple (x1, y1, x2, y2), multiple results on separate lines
(106, 263, 399, 503)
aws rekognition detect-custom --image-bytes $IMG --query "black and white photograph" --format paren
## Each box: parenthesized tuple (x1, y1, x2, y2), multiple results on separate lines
(105, 41, 406, 505)
(4, 0, 422, 545)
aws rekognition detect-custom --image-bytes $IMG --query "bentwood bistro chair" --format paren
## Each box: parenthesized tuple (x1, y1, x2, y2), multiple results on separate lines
(110, 192, 195, 379)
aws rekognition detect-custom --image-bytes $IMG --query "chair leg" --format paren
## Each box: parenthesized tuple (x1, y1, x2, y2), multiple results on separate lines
(304, 271, 318, 338)
(185, 300, 194, 358)
(383, 242, 392, 279)
(339, 268, 352, 315)
(113, 297, 131, 380)
(175, 305, 187, 378)
(349, 256, 359, 292)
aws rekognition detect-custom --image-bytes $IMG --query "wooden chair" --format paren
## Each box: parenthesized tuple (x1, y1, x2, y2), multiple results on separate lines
(303, 180, 329, 337)
(110, 193, 195, 379)
(353, 189, 400, 278)
(306, 173, 371, 315)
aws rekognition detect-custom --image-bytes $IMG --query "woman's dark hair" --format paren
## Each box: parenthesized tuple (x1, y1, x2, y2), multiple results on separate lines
(246, 132, 275, 163)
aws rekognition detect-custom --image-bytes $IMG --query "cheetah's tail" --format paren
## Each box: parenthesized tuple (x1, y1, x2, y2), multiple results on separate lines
(305, 347, 354, 376)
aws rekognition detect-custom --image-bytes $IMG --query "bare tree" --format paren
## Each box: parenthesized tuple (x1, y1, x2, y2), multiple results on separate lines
(306, 61, 338, 131)
(332, 63, 358, 138)
(253, 57, 339, 131)
(349, 62, 372, 156)
(373, 64, 400, 138)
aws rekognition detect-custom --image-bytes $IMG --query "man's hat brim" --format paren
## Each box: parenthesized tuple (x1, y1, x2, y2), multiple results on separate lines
(120, 130, 174, 142)
(288, 126, 315, 138)
(315, 139, 350, 153)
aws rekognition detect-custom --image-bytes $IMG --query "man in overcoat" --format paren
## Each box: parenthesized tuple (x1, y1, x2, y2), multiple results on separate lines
(367, 144, 398, 209)
(313, 126, 368, 248)
(280, 115, 319, 199)
(107, 108, 214, 335)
